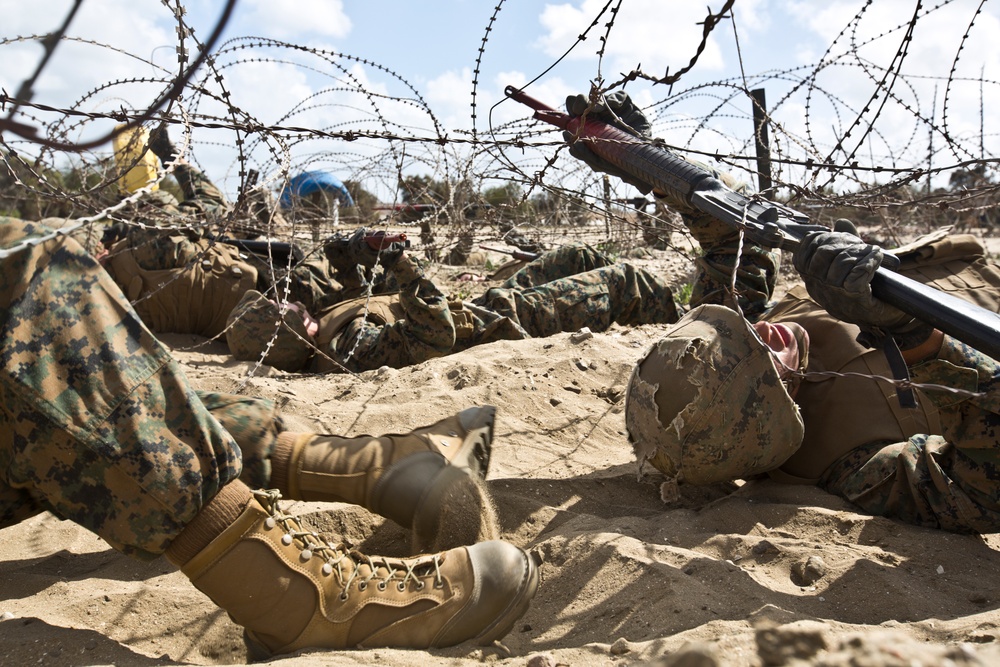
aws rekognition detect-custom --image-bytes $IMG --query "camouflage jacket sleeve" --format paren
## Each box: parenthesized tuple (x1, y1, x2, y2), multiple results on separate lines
(653, 161, 781, 321)
(896, 337, 1000, 532)
(328, 255, 456, 372)
(684, 210, 781, 321)
(821, 336, 1000, 533)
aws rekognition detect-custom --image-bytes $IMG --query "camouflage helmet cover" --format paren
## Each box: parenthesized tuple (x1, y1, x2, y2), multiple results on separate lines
(226, 290, 312, 371)
(625, 304, 804, 485)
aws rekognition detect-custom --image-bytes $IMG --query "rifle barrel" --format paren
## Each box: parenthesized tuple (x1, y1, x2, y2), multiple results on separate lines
(505, 85, 1000, 360)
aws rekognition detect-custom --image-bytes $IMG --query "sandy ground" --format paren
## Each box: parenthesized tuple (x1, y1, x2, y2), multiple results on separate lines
(3, 240, 1000, 667)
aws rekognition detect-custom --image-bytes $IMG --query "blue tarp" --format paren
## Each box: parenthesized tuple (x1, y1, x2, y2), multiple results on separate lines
(279, 171, 355, 208)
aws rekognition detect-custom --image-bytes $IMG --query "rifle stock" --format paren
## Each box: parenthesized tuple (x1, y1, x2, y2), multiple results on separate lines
(505, 85, 1000, 360)
(325, 231, 410, 252)
(215, 236, 303, 264)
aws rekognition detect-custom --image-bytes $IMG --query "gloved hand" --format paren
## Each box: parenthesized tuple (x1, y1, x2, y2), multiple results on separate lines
(101, 222, 129, 248)
(147, 123, 177, 163)
(564, 91, 654, 194)
(793, 222, 933, 350)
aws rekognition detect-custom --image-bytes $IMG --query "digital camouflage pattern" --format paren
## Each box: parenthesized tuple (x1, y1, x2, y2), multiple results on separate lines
(338, 242, 680, 369)
(324, 253, 456, 373)
(226, 290, 315, 372)
(819, 335, 1000, 533)
(625, 304, 804, 488)
(651, 176, 1000, 532)
(227, 243, 682, 373)
(653, 158, 782, 320)
(0, 218, 310, 559)
(196, 391, 285, 490)
(104, 230, 259, 338)
(473, 243, 679, 339)
(751, 233, 1000, 533)
(495, 242, 614, 289)
(135, 162, 230, 223)
(646, 167, 1000, 532)
(0, 218, 243, 560)
(103, 157, 348, 336)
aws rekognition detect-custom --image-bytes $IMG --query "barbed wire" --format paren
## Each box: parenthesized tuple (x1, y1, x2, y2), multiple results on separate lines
(2, 0, 999, 389)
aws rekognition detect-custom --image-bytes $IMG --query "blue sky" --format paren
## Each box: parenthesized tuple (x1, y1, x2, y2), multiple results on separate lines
(4, 1, 1000, 200)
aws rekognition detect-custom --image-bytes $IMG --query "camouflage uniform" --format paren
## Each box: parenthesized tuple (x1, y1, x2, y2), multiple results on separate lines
(127, 163, 230, 224)
(652, 159, 781, 320)
(103, 226, 344, 336)
(103, 160, 345, 335)
(471, 242, 679, 340)
(103, 229, 260, 338)
(0, 217, 295, 559)
(564, 91, 1000, 532)
(760, 233, 1000, 533)
(674, 208, 1000, 533)
(231, 242, 683, 374)
(642, 159, 1000, 533)
(818, 338, 1000, 533)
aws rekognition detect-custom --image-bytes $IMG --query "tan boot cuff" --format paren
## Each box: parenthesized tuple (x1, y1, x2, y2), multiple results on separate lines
(270, 432, 313, 499)
(165, 480, 253, 567)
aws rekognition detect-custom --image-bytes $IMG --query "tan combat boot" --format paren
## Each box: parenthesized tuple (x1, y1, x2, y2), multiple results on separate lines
(181, 489, 539, 659)
(272, 406, 498, 551)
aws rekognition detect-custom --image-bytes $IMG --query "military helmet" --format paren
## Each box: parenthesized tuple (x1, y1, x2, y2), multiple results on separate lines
(625, 304, 804, 485)
(226, 290, 312, 371)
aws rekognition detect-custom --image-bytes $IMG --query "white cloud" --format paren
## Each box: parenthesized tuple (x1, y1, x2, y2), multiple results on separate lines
(2, 0, 174, 102)
(426, 68, 476, 130)
(5, 0, 999, 196)
(236, 0, 352, 40)
(537, 1, 736, 77)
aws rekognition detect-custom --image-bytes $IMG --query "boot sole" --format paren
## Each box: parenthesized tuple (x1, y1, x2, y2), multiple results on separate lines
(474, 550, 541, 646)
(409, 463, 499, 552)
(451, 405, 495, 480)
(372, 406, 498, 551)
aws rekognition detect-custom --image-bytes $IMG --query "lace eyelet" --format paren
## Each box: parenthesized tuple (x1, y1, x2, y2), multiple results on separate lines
(415, 581, 425, 590)
(377, 582, 387, 591)
(434, 580, 444, 589)
(397, 582, 406, 591)
(339, 592, 349, 601)
(358, 582, 368, 591)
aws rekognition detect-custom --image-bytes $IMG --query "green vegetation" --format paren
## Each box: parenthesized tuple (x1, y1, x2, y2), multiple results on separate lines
(674, 282, 694, 306)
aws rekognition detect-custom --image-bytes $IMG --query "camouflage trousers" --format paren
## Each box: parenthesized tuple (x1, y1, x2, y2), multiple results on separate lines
(0, 219, 251, 560)
(328, 243, 680, 372)
(819, 436, 1000, 534)
(497, 242, 614, 290)
(475, 243, 680, 337)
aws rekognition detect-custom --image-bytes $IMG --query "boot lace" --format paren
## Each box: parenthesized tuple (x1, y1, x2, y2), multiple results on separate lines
(253, 489, 445, 597)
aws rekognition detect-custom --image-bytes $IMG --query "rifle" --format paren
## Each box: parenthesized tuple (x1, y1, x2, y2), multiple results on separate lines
(324, 230, 411, 271)
(98, 223, 305, 266)
(326, 230, 410, 252)
(216, 236, 303, 264)
(479, 245, 540, 262)
(505, 85, 1000, 360)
